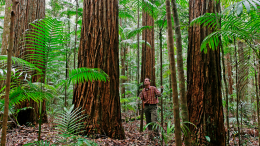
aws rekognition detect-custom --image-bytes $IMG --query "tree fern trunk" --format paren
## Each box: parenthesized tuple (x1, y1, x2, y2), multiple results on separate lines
(73, 0, 125, 139)
(13, 0, 46, 125)
(187, 0, 225, 145)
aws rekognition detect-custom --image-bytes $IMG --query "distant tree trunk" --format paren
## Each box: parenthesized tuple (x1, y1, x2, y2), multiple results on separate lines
(74, 0, 79, 69)
(187, 0, 225, 145)
(226, 53, 233, 100)
(136, 0, 140, 115)
(234, 38, 241, 145)
(121, 44, 126, 99)
(141, 0, 155, 85)
(13, 0, 46, 125)
(73, 0, 125, 139)
(166, 0, 182, 145)
(258, 64, 260, 146)
(1, 0, 11, 55)
(171, 0, 191, 145)
(222, 49, 229, 145)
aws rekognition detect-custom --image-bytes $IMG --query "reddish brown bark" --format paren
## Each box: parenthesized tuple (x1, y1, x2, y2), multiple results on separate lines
(14, 0, 46, 125)
(187, 0, 225, 145)
(73, 0, 125, 139)
(226, 53, 233, 96)
(141, 0, 155, 86)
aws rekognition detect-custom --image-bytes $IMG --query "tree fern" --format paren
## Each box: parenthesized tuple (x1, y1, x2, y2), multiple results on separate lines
(0, 81, 57, 106)
(190, 5, 260, 54)
(24, 17, 67, 74)
(55, 105, 86, 135)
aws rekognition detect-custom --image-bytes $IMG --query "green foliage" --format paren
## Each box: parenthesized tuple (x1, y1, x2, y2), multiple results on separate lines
(24, 17, 67, 72)
(121, 96, 138, 112)
(69, 68, 109, 84)
(55, 105, 87, 135)
(222, 0, 260, 15)
(144, 121, 197, 144)
(23, 140, 51, 146)
(0, 81, 56, 108)
(190, 3, 260, 54)
(0, 55, 42, 75)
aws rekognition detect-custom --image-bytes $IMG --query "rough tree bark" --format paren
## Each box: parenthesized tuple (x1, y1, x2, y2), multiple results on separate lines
(13, 0, 46, 125)
(73, 0, 125, 139)
(165, 0, 182, 145)
(141, 0, 155, 85)
(187, 0, 225, 145)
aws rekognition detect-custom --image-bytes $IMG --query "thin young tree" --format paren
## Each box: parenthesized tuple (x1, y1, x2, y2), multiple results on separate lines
(171, 0, 190, 145)
(255, 61, 260, 146)
(234, 38, 241, 145)
(73, 0, 125, 139)
(187, 0, 225, 145)
(1, 1, 19, 145)
(165, 0, 182, 145)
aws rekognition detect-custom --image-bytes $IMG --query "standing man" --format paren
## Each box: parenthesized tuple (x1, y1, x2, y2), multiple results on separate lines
(139, 77, 163, 139)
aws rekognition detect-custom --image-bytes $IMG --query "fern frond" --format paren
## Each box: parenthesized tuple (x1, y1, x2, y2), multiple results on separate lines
(55, 105, 87, 135)
(69, 67, 109, 84)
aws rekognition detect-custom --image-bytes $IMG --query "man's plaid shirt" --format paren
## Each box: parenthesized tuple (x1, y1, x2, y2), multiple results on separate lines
(139, 86, 161, 104)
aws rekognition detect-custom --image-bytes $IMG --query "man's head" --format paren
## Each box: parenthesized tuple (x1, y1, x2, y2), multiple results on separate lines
(144, 77, 151, 86)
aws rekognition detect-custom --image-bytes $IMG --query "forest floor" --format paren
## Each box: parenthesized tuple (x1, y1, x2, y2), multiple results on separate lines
(3, 119, 259, 146)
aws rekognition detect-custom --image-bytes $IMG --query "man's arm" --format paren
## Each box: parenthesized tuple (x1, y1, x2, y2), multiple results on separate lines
(154, 86, 163, 97)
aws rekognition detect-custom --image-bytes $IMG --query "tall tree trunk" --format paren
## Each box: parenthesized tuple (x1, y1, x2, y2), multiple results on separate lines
(187, 0, 225, 145)
(226, 53, 233, 95)
(141, 0, 155, 86)
(166, 30, 172, 101)
(255, 62, 259, 146)
(136, 0, 140, 115)
(222, 49, 229, 145)
(73, 0, 125, 139)
(1, 1, 19, 145)
(256, 57, 260, 146)
(234, 38, 241, 145)
(159, 24, 164, 146)
(13, 0, 46, 125)
(165, 0, 182, 145)
(74, 0, 79, 69)
(171, 0, 191, 145)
